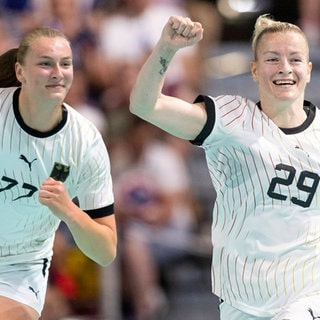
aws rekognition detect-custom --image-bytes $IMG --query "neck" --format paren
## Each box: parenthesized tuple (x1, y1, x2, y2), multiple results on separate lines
(19, 91, 63, 132)
(260, 99, 307, 128)
(272, 109, 307, 128)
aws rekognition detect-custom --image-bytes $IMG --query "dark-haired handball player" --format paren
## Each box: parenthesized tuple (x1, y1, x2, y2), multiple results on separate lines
(130, 14, 320, 320)
(0, 27, 117, 320)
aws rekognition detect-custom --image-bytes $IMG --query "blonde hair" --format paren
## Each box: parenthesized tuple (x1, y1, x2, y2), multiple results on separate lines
(17, 27, 70, 65)
(251, 14, 308, 59)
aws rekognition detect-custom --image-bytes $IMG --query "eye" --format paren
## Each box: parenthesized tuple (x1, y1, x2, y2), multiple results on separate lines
(39, 61, 51, 67)
(266, 57, 278, 63)
(61, 60, 73, 68)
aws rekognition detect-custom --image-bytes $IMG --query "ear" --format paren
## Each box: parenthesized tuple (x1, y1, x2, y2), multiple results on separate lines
(15, 62, 25, 84)
(250, 60, 258, 82)
(306, 61, 312, 84)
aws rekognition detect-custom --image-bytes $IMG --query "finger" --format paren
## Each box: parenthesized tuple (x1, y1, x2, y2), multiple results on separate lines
(180, 18, 195, 37)
(192, 22, 204, 39)
(170, 16, 187, 30)
(41, 178, 56, 188)
(39, 190, 52, 200)
(171, 17, 202, 39)
(171, 17, 191, 34)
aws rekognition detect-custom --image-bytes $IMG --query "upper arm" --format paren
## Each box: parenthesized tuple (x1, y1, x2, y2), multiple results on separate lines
(131, 94, 207, 140)
(94, 214, 117, 249)
(94, 214, 117, 234)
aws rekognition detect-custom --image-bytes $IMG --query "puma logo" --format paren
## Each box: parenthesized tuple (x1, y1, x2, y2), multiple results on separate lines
(19, 155, 37, 171)
(28, 286, 39, 299)
(308, 308, 320, 320)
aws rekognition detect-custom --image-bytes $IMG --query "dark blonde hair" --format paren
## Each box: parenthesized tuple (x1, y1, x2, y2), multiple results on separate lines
(0, 27, 70, 88)
(251, 14, 308, 60)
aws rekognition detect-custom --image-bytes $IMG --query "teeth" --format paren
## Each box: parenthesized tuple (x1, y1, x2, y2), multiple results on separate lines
(274, 80, 295, 85)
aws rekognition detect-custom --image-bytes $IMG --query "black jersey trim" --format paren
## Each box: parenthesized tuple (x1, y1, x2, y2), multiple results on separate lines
(13, 87, 68, 138)
(84, 203, 114, 219)
(256, 100, 316, 135)
(190, 95, 215, 146)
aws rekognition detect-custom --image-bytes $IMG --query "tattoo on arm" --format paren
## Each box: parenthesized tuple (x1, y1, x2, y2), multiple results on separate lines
(159, 57, 168, 75)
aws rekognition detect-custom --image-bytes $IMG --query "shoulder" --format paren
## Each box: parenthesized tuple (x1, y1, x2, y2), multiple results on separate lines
(191, 95, 255, 146)
(64, 103, 97, 126)
(195, 94, 254, 116)
(0, 87, 19, 112)
(63, 103, 103, 141)
(0, 87, 17, 99)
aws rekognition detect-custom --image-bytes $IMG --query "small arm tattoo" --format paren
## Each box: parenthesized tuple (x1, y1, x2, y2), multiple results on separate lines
(159, 56, 169, 75)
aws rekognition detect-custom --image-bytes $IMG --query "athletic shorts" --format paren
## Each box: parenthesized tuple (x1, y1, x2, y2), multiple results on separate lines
(220, 294, 320, 320)
(0, 258, 50, 315)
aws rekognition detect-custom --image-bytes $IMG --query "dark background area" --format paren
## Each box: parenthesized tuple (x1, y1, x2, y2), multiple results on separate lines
(221, 0, 299, 41)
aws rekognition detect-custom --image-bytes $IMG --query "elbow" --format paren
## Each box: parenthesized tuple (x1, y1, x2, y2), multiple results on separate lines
(95, 232, 118, 267)
(99, 256, 116, 268)
(98, 243, 117, 267)
(129, 99, 157, 122)
(128, 102, 138, 116)
(129, 90, 138, 114)
(129, 102, 149, 120)
(129, 95, 142, 117)
(129, 91, 150, 118)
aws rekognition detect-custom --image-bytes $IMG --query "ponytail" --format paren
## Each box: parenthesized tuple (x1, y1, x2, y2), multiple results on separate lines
(0, 48, 21, 87)
(251, 14, 307, 60)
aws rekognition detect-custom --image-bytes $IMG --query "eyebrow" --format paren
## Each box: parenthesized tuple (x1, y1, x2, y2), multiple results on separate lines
(38, 55, 73, 60)
(262, 50, 303, 56)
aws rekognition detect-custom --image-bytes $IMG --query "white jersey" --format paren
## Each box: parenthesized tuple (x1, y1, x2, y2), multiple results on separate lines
(0, 87, 114, 265)
(192, 95, 320, 317)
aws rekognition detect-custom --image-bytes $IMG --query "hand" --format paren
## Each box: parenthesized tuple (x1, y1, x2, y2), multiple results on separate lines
(39, 177, 75, 220)
(161, 15, 203, 49)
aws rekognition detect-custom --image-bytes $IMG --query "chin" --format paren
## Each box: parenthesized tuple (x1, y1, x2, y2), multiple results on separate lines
(49, 88, 66, 96)
(49, 93, 67, 104)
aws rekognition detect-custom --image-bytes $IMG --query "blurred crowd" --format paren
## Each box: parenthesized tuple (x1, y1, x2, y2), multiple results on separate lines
(0, 0, 219, 319)
(0, 0, 318, 319)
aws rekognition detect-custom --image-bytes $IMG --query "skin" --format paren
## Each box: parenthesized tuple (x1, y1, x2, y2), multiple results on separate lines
(129, 16, 206, 140)
(15, 36, 73, 132)
(0, 36, 117, 320)
(130, 16, 313, 320)
(251, 31, 312, 128)
(129, 16, 312, 140)
(15, 35, 117, 266)
(0, 297, 39, 320)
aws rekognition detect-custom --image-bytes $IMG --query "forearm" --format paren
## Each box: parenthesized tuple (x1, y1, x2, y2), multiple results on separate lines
(129, 16, 205, 138)
(129, 41, 177, 118)
(39, 178, 117, 266)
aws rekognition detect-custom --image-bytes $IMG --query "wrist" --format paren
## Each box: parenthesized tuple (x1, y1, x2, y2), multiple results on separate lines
(156, 40, 178, 60)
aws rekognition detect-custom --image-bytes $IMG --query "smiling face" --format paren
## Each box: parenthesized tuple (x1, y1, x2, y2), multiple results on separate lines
(251, 31, 312, 107)
(15, 36, 73, 107)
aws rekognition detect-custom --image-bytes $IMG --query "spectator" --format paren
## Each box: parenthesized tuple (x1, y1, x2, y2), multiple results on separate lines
(97, 0, 200, 108)
(114, 119, 200, 320)
(47, 0, 112, 106)
(298, 0, 320, 45)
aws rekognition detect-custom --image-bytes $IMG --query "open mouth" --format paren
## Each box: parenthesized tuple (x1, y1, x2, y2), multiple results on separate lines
(273, 80, 296, 85)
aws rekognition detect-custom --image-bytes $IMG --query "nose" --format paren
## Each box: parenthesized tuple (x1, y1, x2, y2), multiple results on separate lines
(278, 58, 292, 75)
(51, 64, 63, 79)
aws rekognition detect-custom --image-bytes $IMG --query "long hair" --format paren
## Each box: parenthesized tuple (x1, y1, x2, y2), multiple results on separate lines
(0, 48, 21, 87)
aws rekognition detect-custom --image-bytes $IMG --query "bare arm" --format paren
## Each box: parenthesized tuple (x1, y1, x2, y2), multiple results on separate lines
(39, 178, 117, 267)
(129, 16, 207, 140)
